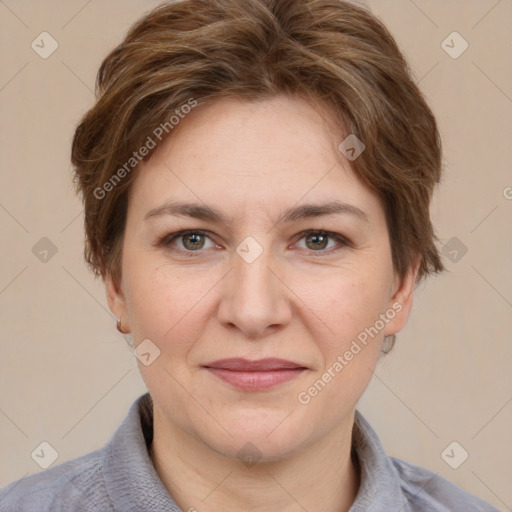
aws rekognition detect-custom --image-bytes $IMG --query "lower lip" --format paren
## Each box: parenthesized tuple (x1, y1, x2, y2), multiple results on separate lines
(205, 368, 306, 391)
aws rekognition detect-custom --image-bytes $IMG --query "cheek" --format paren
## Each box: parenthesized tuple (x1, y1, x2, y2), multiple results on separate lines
(302, 281, 389, 425)
(124, 263, 232, 428)
(297, 269, 390, 349)
(124, 260, 215, 358)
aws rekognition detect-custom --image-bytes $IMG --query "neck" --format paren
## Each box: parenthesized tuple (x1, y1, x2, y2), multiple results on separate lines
(149, 407, 360, 512)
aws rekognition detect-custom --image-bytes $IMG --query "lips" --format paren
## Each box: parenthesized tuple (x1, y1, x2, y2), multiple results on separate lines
(202, 358, 306, 371)
(202, 358, 307, 391)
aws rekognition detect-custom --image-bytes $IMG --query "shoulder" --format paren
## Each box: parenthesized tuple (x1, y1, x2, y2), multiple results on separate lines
(390, 456, 500, 512)
(0, 448, 112, 512)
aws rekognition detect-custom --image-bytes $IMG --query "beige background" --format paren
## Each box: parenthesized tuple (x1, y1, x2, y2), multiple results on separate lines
(0, 0, 511, 509)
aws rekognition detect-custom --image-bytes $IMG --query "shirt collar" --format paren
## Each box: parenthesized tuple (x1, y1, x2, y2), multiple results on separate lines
(350, 409, 410, 511)
(102, 393, 181, 511)
(101, 393, 410, 511)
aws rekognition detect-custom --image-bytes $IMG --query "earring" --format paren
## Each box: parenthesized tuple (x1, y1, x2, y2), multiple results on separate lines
(116, 317, 130, 334)
(382, 333, 396, 354)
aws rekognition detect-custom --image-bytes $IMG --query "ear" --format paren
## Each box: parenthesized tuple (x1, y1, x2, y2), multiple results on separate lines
(383, 253, 421, 337)
(105, 272, 129, 327)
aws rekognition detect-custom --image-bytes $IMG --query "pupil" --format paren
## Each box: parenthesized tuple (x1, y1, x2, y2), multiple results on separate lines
(309, 233, 327, 250)
(185, 234, 203, 249)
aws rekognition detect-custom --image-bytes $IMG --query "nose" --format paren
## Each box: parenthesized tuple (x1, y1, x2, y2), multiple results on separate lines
(216, 241, 292, 339)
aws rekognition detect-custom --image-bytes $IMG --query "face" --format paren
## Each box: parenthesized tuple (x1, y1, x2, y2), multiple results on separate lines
(106, 94, 419, 461)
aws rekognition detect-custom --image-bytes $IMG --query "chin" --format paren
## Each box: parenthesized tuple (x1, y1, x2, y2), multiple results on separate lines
(196, 414, 308, 462)
(211, 434, 304, 466)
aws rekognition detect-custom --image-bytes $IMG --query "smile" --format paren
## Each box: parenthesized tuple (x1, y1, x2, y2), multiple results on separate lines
(204, 367, 307, 391)
(202, 357, 309, 391)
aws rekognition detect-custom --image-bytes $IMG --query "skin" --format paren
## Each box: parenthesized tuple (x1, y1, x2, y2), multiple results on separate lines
(105, 93, 420, 512)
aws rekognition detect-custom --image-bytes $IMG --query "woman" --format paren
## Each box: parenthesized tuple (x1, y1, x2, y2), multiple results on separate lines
(0, 0, 500, 510)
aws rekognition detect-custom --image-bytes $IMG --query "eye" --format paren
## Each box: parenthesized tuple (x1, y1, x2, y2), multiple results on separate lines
(294, 230, 350, 255)
(160, 229, 217, 255)
(159, 229, 350, 257)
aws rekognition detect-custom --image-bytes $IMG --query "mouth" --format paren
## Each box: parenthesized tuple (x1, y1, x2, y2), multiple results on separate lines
(202, 358, 308, 391)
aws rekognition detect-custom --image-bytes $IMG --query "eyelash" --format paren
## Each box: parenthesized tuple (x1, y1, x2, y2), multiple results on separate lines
(158, 229, 351, 258)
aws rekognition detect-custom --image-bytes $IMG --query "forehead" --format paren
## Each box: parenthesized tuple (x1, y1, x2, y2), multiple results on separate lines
(127, 94, 382, 225)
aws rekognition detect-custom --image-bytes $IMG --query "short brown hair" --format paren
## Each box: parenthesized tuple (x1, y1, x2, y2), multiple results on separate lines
(71, 0, 445, 291)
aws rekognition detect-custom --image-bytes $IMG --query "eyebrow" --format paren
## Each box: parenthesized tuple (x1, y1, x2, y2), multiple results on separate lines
(143, 200, 369, 225)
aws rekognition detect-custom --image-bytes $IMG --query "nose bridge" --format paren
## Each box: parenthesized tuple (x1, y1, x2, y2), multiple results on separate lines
(233, 235, 278, 306)
(217, 234, 290, 336)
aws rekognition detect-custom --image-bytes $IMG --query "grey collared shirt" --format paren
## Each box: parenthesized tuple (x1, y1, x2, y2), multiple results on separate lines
(0, 393, 500, 511)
